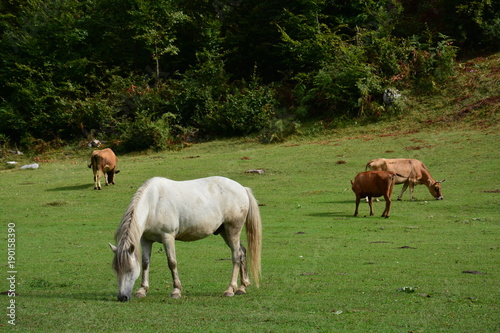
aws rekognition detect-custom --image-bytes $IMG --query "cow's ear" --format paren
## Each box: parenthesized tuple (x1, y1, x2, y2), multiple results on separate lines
(109, 243, 117, 253)
(438, 179, 445, 183)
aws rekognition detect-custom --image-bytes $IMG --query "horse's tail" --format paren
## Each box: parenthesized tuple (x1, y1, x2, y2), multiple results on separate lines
(245, 187, 262, 288)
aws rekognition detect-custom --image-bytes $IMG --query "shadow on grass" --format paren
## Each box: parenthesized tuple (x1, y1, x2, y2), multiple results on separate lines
(307, 211, 351, 218)
(318, 200, 353, 204)
(21, 289, 226, 302)
(19, 291, 116, 302)
(47, 184, 91, 191)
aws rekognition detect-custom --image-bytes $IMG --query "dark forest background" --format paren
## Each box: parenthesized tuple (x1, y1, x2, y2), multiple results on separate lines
(1, 0, 498, 151)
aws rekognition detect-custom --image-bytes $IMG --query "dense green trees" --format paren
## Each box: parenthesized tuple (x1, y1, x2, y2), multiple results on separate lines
(1, 0, 498, 150)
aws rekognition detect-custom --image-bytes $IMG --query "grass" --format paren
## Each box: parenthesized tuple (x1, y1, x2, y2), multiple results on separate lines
(0, 54, 499, 332)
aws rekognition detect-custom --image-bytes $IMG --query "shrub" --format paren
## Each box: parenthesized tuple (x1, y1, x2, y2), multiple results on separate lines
(201, 79, 277, 136)
(257, 118, 301, 143)
(120, 112, 178, 151)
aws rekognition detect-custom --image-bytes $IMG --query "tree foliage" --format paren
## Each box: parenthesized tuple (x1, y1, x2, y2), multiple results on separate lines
(0, 0, 497, 150)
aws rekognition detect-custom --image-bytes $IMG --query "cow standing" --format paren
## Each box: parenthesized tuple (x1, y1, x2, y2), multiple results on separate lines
(365, 158, 444, 201)
(351, 171, 397, 218)
(88, 148, 120, 190)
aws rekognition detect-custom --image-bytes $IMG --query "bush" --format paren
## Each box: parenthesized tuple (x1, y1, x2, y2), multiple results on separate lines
(120, 112, 178, 151)
(201, 79, 277, 136)
(258, 118, 301, 143)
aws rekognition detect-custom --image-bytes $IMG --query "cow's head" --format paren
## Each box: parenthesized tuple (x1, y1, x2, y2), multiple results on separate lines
(107, 170, 120, 185)
(428, 179, 445, 200)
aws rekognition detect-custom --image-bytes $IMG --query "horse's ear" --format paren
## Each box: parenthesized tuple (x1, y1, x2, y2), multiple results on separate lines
(128, 244, 135, 254)
(109, 243, 117, 253)
(439, 179, 446, 183)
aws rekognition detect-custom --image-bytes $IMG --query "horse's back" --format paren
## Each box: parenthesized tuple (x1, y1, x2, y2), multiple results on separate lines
(141, 177, 250, 241)
(150, 176, 246, 201)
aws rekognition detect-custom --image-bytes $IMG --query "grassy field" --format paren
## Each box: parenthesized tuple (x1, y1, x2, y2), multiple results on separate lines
(1, 54, 499, 332)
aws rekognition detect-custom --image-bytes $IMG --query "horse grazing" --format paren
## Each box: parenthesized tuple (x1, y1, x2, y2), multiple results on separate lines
(109, 176, 262, 302)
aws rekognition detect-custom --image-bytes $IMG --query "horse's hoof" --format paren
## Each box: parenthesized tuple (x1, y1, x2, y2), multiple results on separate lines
(135, 290, 147, 298)
(235, 289, 246, 296)
(170, 291, 181, 299)
(224, 291, 235, 297)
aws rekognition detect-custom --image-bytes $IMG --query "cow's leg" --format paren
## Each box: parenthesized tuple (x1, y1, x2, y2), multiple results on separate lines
(95, 169, 103, 190)
(93, 169, 98, 190)
(409, 183, 416, 201)
(365, 196, 380, 203)
(398, 182, 409, 200)
(161, 234, 182, 298)
(368, 197, 374, 216)
(354, 195, 361, 216)
(135, 239, 153, 298)
(382, 194, 391, 218)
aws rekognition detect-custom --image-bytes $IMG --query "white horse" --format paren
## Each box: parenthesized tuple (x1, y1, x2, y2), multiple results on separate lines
(109, 176, 262, 302)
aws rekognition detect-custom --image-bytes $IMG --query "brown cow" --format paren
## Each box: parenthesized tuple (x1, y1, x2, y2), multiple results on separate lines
(365, 158, 444, 201)
(88, 148, 120, 190)
(351, 171, 397, 218)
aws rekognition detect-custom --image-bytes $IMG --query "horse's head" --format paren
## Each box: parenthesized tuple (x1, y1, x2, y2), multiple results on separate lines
(109, 243, 140, 302)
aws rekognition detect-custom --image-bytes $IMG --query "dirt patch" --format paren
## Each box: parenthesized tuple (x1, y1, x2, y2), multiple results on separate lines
(483, 189, 500, 193)
(455, 95, 500, 119)
(43, 200, 71, 207)
(404, 146, 422, 151)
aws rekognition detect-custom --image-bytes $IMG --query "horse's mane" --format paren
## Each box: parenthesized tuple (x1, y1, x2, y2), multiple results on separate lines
(113, 178, 154, 273)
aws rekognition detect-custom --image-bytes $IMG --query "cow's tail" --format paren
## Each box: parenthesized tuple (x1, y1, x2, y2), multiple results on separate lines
(245, 187, 262, 288)
(89, 153, 99, 170)
(365, 161, 372, 171)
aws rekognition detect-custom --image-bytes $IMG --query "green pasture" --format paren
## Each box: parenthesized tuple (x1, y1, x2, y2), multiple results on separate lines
(1, 127, 498, 332)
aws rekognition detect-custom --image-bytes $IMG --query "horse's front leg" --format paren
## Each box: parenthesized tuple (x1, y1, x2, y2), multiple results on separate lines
(162, 234, 182, 298)
(135, 239, 153, 298)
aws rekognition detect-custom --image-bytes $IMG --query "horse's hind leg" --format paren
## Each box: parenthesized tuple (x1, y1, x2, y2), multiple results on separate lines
(235, 244, 250, 295)
(135, 239, 153, 298)
(161, 234, 182, 298)
(220, 226, 247, 297)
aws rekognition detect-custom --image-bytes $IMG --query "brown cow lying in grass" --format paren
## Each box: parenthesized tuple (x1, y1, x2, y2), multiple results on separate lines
(351, 171, 397, 218)
(88, 148, 119, 190)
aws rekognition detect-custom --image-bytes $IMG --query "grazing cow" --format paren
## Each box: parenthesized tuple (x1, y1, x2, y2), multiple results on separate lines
(351, 171, 397, 218)
(88, 148, 120, 190)
(365, 158, 444, 201)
